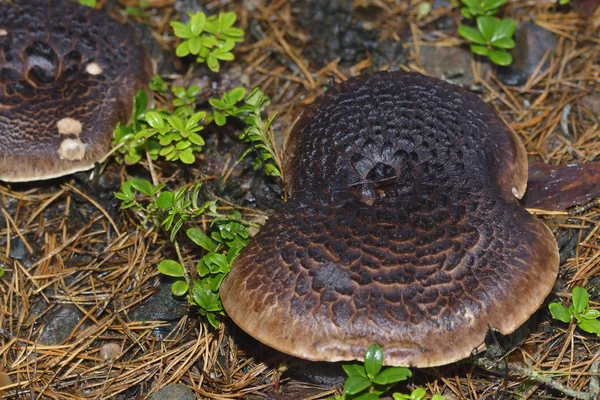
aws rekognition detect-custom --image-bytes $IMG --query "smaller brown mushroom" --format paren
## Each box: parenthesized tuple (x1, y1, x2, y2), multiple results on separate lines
(0, 0, 152, 182)
(220, 71, 559, 368)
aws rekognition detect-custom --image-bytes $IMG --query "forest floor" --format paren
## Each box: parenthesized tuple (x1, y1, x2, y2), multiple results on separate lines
(1, 0, 600, 399)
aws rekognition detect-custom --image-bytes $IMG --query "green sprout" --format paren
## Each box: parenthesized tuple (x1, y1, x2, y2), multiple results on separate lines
(77, 0, 96, 7)
(394, 389, 445, 400)
(458, 16, 516, 66)
(460, 0, 506, 19)
(171, 11, 244, 72)
(549, 286, 600, 336)
(328, 344, 412, 400)
(328, 344, 446, 400)
(149, 75, 168, 95)
(124, 0, 149, 16)
(115, 178, 253, 328)
(210, 87, 282, 177)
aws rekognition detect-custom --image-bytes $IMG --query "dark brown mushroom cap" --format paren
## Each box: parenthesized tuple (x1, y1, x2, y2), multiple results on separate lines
(0, 0, 152, 182)
(220, 71, 559, 368)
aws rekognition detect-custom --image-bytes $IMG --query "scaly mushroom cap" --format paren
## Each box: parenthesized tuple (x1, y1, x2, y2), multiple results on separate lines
(220, 71, 559, 368)
(0, 0, 152, 182)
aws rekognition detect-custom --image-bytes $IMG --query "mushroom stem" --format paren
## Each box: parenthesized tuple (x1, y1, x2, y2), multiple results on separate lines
(475, 354, 600, 400)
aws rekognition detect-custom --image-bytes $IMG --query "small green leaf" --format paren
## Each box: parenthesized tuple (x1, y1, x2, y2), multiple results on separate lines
(264, 163, 281, 177)
(354, 394, 380, 400)
(431, 395, 446, 400)
(371, 367, 412, 385)
(491, 19, 516, 41)
(410, 388, 427, 400)
(187, 228, 218, 252)
(206, 312, 220, 328)
(213, 111, 227, 126)
(78, 0, 96, 7)
(364, 344, 384, 379)
(458, 25, 487, 44)
(171, 280, 189, 296)
(179, 148, 195, 164)
(461, 7, 473, 19)
(176, 41, 191, 57)
(484, 0, 507, 11)
(573, 287, 589, 316)
(167, 115, 185, 133)
(549, 303, 572, 323)
(489, 49, 513, 66)
(583, 309, 600, 320)
(145, 111, 164, 130)
(344, 376, 372, 395)
(477, 16, 498, 41)
(130, 178, 154, 196)
(158, 260, 185, 277)
(156, 191, 174, 209)
(220, 12, 237, 28)
(171, 21, 192, 39)
(228, 87, 246, 103)
(577, 318, 600, 335)
(342, 363, 367, 378)
(470, 44, 490, 56)
(206, 54, 220, 72)
(188, 37, 202, 55)
(491, 37, 515, 49)
(189, 12, 206, 36)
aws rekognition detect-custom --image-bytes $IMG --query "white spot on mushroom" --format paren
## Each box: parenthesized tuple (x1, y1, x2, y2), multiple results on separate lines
(57, 117, 83, 136)
(0, 28, 7, 36)
(511, 186, 519, 198)
(85, 62, 103, 75)
(58, 138, 87, 161)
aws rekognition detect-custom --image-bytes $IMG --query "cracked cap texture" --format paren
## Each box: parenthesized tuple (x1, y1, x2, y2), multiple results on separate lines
(220, 71, 559, 367)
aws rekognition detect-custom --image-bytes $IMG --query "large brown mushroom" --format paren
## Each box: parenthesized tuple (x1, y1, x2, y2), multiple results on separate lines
(0, 0, 152, 182)
(220, 71, 559, 368)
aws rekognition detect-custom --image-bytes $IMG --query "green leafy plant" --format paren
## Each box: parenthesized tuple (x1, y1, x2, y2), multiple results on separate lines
(549, 286, 600, 336)
(393, 388, 445, 400)
(115, 178, 253, 327)
(458, 16, 516, 66)
(171, 11, 244, 72)
(124, 0, 149, 16)
(210, 87, 282, 177)
(328, 345, 444, 400)
(113, 82, 281, 177)
(149, 75, 168, 95)
(328, 344, 411, 400)
(460, 0, 506, 19)
(112, 84, 207, 165)
(112, 91, 153, 165)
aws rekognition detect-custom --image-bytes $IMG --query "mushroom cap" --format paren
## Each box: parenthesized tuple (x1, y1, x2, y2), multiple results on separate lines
(0, 0, 152, 182)
(221, 71, 559, 368)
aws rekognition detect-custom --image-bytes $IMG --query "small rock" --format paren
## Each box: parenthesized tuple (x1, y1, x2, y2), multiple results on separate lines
(149, 384, 196, 400)
(420, 45, 491, 86)
(581, 94, 600, 117)
(497, 22, 557, 86)
(371, 38, 406, 69)
(99, 342, 121, 361)
(129, 281, 188, 337)
(37, 304, 85, 345)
